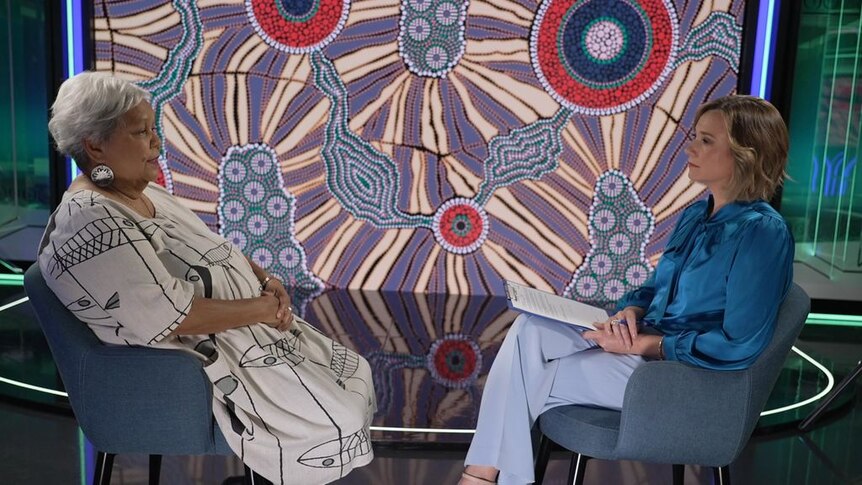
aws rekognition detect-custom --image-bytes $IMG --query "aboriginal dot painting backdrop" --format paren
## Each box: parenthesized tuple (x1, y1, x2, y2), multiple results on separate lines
(93, 0, 747, 305)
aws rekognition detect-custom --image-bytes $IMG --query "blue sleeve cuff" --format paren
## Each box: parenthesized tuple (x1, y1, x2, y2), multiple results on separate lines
(661, 333, 678, 361)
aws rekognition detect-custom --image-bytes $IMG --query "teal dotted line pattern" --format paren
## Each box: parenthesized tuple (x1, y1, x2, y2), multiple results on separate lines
(310, 51, 574, 254)
(137, 0, 203, 189)
(398, 0, 469, 77)
(563, 170, 655, 305)
(674, 12, 742, 72)
(217, 143, 325, 313)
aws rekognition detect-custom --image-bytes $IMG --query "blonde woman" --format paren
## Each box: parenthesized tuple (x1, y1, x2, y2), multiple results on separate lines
(461, 96, 794, 484)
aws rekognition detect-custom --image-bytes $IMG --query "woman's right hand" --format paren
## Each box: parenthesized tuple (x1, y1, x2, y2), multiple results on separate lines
(602, 306, 644, 348)
(260, 292, 294, 332)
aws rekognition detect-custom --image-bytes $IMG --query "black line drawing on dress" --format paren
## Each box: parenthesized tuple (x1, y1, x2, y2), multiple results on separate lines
(201, 241, 233, 266)
(41, 189, 373, 483)
(330, 342, 359, 380)
(297, 429, 371, 469)
(105, 291, 120, 310)
(194, 339, 217, 362)
(49, 216, 147, 276)
(65, 295, 111, 320)
(186, 265, 213, 298)
(239, 335, 305, 368)
(214, 375, 256, 440)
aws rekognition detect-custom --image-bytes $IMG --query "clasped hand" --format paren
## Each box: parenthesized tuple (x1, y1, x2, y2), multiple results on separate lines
(260, 278, 294, 332)
(582, 306, 641, 354)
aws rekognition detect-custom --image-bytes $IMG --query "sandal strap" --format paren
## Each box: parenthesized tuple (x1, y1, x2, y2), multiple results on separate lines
(461, 471, 497, 484)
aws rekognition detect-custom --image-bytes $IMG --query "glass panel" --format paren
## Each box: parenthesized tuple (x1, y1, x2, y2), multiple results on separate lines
(0, 0, 51, 264)
(783, 0, 862, 302)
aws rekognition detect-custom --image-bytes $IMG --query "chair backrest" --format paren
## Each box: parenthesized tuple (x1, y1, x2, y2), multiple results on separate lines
(542, 284, 811, 468)
(23, 264, 230, 455)
(738, 283, 811, 440)
(612, 283, 810, 465)
(23, 264, 101, 413)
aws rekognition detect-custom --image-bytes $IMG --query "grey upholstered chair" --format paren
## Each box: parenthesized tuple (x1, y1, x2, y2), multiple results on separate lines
(23, 264, 257, 485)
(533, 283, 810, 485)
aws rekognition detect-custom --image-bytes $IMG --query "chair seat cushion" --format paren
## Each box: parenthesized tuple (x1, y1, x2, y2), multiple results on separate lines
(539, 405, 621, 458)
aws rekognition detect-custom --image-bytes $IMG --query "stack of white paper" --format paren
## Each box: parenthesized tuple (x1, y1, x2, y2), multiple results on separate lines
(504, 280, 609, 331)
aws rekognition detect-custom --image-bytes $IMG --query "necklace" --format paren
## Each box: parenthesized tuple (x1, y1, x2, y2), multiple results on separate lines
(110, 188, 155, 218)
(83, 175, 155, 218)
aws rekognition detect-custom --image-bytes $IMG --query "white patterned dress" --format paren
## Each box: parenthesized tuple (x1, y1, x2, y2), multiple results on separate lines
(37, 183, 376, 484)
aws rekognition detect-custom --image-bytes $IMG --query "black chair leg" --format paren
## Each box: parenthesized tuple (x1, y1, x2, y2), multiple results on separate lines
(672, 464, 684, 485)
(713, 466, 731, 485)
(149, 455, 162, 485)
(534, 434, 552, 485)
(93, 451, 115, 485)
(568, 453, 590, 485)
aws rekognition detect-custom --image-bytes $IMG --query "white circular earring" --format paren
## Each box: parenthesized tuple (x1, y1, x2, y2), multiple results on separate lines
(90, 164, 115, 187)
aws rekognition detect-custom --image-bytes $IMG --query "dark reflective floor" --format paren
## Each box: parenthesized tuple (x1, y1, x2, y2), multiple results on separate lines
(2, 285, 861, 483)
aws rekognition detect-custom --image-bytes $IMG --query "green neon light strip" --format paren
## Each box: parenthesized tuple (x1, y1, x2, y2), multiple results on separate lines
(78, 429, 86, 485)
(0, 275, 24, 286)
(806, 312, 862, 327)
(808, 312, 862, 322)
(0, 260, 22, 274)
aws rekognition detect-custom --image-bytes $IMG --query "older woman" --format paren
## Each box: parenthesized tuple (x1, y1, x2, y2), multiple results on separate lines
(39, 71, 375, 485)
(460, 95, 794, 484)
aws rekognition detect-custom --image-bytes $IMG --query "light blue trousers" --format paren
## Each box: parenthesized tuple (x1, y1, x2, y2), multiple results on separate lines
(465, 313, 646, 484)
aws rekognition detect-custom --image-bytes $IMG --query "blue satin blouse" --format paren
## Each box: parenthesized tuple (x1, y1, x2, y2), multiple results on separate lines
(616, 196, 794, 370)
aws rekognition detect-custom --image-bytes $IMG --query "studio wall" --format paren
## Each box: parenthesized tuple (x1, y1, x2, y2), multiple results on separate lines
(92, 0, 746, 303)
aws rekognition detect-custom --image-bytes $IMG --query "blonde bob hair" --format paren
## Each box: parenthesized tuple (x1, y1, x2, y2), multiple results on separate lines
(694, 95, 789, 201)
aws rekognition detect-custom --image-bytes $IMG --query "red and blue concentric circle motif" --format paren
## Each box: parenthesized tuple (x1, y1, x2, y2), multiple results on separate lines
(246, 0, 350, 53)
(432, 198, 489, 254)
(531, 0, 678, 115)
(426, 335, 482, 389)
